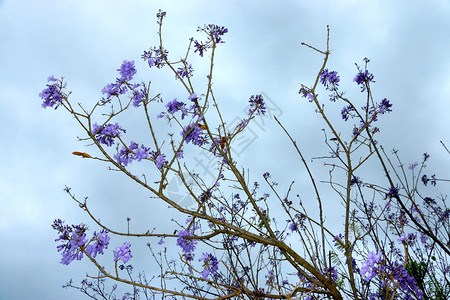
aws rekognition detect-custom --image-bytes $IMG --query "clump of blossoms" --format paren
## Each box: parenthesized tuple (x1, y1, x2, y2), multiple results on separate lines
(181, 121, 208, 146)
(101, 60, 138, 99)
(114, 141, 151, 166)
(176, 62, 194, 80)
(320, 69, 340, 101)
(91, 123, 126, 147)
(193, 24, 228, 57)
(113, 242, 132, 264)
(142, 46, 169, 69)
(52, 219, 111, 265)
(198, 253, 219, 279)
(248, 94, 267, 116)
(39, 76, 65, 109)
(177, 230, 198, 261)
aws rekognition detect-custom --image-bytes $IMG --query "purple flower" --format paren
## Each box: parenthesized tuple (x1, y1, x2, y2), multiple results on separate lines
(156, 9, 166, 25)
(52, 220, 89, 265)
(181, 123, 208, 146)
(118, 60, 136, 81)
(320, 69, 340, 93)
(142, 46, 168, 69)
(158, 238, 165, 245)
(193, 40, 208, 57)
(298, 87, 315, 102)
(132, 88, 146, 107)
(113, 242, 132, 263)
(188, 93, 198, 102)
(354, 70, 375, 92)
(92, 123, 126, 147)
(176, 230, 197, 254)
(193, 24, 228, 57)
(378, 98, 392, 114)
(341, 105, 354, 121)
(203, 24, 228, 43)
(114, 142, 151, 166)
(360, 251, 382, 280)
(387, 186, 399, 198)
(240, 119, 248, 128)
(199, 253, 219, 279)
(265, 270, 275, 285)
(101, 61, 138, 100)
(39, 76, 63, 109)
(176, 63, 194, 79)
(101, 82, 121, 99)
(134, 147, 149, 161)
(398, 232, 407, 243)
(165, 98, 188, 119)
(248, 94, 266, 116)
(408, 162, 418, 170)
(326, 267, 338, 281)
(156, 154, 166, 169)
(199, 189, 212, 203)
(85, 229, 110, 258)
(350, 176, 362, 187)
(288, 222, 297, 232)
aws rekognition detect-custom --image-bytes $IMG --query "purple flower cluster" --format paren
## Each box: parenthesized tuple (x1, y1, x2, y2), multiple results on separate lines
(350, 176, 362, 187)
(114, 141, 151, 166)
(397, 232, 416, 246)
(387, 186, 399, 198)
(142, 46, 168, 69)
(85, 229, 111, 258)
(113, 242, 132, 263)
(378, 98, 393, 114)
(360, 251, 383, 280)
(118, 61, 137, 81)
(101, 60, 138, 100)
(288, 222, 297, 232)
(52, 219, 110, 265)
(194, 24, 228, 57)
(408, 162, 418, 170)
(354, 69, 375, 92)
(176, 230, 198, 258)
(320, 69, 340, 91)
(132, 87, 147, 108)
(176, 63, 194, 80)
(248, 94, 266, 116)
(181, 122, 208, 146)
(39, 76, 64, 109)
(92, 122, 126, 147)
(341, 105, 355, 121)
(156, 9, 166, 25)
(198, 253, 219, 279)
(165, 98, 188, 119)
(370, 261, 424, 299)
(320, 69, 340, 101)
(298, 87, 315, 102)
(155, 153, 167, 169)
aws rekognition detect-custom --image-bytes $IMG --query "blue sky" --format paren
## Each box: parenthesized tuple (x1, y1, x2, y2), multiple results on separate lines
(1, 1, 449, 299)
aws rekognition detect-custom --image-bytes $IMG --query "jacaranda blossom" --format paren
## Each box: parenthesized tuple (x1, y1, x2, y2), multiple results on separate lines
(92, 123, 126, 147)
(113, 242, 132, 263)
(199, 253, 219, 279)
(39, 76, 63, 109)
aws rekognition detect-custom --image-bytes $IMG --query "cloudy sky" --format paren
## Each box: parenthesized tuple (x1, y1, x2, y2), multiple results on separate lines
(1, 0, 449, 299)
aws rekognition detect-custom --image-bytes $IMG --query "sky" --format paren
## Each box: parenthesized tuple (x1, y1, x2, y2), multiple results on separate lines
(1, 0, 449, 299)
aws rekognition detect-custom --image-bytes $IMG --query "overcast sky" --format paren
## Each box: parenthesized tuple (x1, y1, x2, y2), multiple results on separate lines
(1, 1, 449, 299)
